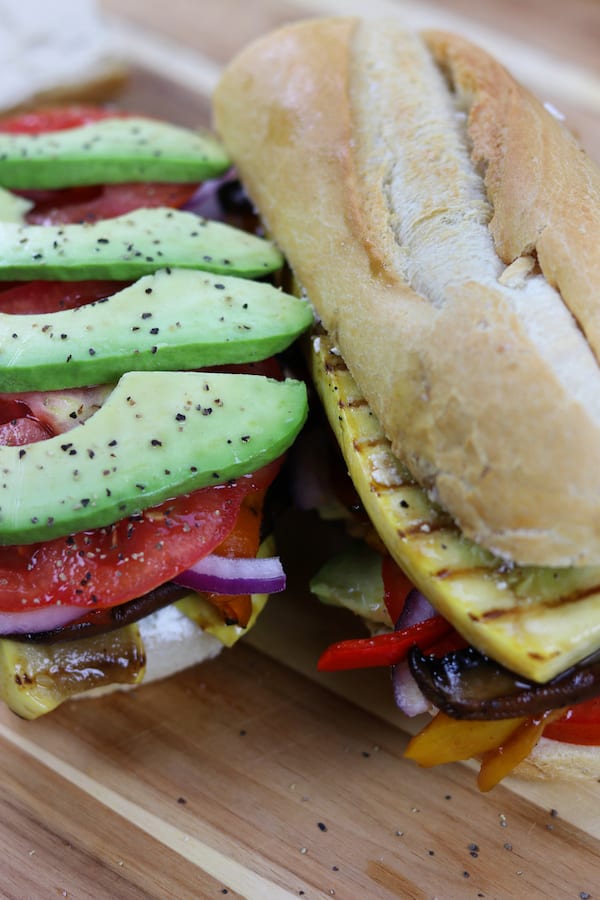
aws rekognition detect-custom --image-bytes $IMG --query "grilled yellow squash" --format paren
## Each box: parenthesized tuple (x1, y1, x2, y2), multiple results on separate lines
(309, 330, 600, 683)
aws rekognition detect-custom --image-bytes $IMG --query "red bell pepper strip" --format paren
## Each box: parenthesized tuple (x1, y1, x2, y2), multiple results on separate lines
(381, 554, 414, 623)
(317, 615, 452, 671)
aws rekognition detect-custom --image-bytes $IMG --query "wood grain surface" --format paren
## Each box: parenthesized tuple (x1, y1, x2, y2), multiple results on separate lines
(2, 1, 600, 897)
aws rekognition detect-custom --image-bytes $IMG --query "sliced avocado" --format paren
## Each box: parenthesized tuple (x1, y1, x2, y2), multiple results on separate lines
(0, 370, 307, 545)
(310, 541, 392, 625)
(0, 117, 230, 189)
(0, 624, 145, 719)
(0, 187, 32, 223)
(0, 209, 283, 280)
(0, 269, 314, 391)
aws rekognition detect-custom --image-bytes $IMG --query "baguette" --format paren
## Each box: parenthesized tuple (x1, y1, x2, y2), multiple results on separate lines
(214, 17, 600, 568)
(214, 18, 600, 785)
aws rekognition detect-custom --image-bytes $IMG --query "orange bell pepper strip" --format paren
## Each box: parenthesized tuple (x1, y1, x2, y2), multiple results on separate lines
(404, 711, 525, 768)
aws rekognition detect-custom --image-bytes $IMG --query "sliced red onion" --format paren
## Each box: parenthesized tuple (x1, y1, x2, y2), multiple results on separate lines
(181, 172, 235, 220)
(392, 660, 431, 717)
(173, 553, 286, 595)
(0, 604, 86, 635)
(395, 588, 437, 630)
(391, 588, 437, 717)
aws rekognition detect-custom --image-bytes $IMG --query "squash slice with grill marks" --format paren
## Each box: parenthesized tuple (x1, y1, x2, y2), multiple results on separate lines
(308, 331, 600, 684)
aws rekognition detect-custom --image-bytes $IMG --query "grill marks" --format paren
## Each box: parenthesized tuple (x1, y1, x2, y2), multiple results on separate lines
(313, 334, 600, 681)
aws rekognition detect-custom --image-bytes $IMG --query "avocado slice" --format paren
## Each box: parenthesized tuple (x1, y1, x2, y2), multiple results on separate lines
(310, 541, 392, 625)
(0, 117, 230, 189)
(0, 269, 314, 391)
(0, 209, 283, 280)
(0, 187, 32, 223)
(0, 370, 307, 545)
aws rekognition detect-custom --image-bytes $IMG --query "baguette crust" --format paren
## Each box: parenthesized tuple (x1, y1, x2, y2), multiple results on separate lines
(214, 18, 600, 566)
(514, 737, 600, 781)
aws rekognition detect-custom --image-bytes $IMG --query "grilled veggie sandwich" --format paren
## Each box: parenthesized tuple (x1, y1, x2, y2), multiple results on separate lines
(0, 105, 310, 718)
(214, 17, 600, 788)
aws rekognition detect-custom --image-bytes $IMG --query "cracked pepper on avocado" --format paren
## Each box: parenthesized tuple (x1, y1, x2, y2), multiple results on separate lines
(213, 17, 600, 788)
(0, 105, 310, 718)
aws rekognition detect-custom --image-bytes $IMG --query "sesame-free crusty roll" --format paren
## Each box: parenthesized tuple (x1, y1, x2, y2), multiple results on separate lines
(214, 17, 600, 567)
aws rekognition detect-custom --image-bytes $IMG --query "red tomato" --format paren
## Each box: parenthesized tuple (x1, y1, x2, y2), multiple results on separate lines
(25, 182, 198, 225)
(381, 554, 415, 623)
(543, 698, 600, 745)
(0, 461, 279, 613)
(0, 280, 128, 314)
(0, 105, 120, 134)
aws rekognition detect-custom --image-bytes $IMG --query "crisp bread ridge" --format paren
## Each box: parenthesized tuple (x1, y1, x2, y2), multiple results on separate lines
(214, 17, 600, 566)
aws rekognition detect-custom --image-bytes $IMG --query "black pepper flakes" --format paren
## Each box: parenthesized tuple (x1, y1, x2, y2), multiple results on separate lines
(317, 822, 327, 832)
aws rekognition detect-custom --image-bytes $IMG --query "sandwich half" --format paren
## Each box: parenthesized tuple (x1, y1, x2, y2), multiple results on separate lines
(214, 17, 600, 788)
(0, 104, 310, 717)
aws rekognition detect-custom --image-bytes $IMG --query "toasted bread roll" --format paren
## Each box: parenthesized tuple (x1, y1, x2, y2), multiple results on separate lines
(214, 17, 600, 567)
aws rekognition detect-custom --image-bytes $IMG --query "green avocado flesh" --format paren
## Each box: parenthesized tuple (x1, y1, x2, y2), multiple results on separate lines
(310, 542, 391, 626)
(0, 117, 231, 189)
(0, 269, 313, 391)
(0, 371, 308, 545)
(0, 209, 283, 280)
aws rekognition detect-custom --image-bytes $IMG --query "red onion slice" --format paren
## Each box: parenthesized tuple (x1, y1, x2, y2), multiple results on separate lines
(391, 588, 437, 717)
(395, 588, 437, 630)
(173, 553, 286, 595)
(392, 660, 431, 717)
(0, 604, 86, 635)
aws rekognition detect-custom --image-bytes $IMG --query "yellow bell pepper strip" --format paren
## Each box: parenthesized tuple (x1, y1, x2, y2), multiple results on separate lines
(405, 708, 567, 790)
(404, 711, 525, 767)
(477, 709, 566, 791)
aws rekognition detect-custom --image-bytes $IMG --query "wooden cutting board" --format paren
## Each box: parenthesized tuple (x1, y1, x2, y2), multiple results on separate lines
(3, 1, 600, 896)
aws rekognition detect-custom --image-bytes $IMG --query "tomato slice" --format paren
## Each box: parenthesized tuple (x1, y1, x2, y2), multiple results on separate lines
(0, 105, 121, 134)
(25, 182, 198, 225)
(0, 460, 279, 613)
(0, 280, 129, 314)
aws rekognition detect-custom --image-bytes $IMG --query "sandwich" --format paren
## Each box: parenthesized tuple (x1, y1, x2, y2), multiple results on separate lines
(213, 17, 600, 788)
(0, 104, 311, 718)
